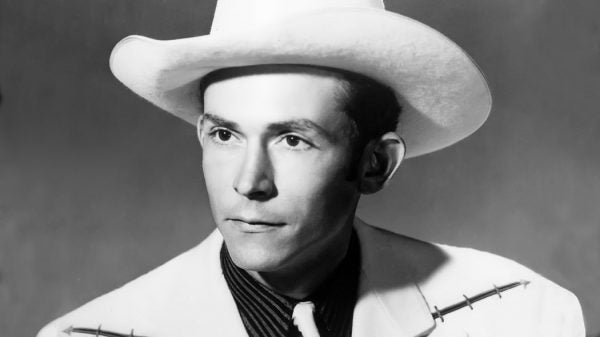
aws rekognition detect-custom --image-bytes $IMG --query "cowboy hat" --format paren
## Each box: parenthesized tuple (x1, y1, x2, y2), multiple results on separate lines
(109, 0, 492, 158)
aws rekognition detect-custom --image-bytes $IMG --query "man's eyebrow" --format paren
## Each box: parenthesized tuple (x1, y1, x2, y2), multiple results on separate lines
(202, 114, 336, 141)
(202, 113, 240, 130)
(267, 119, 334, 141)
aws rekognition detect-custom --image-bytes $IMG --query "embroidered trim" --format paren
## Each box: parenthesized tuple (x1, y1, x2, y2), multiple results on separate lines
(431, 280, 530, 322)
(462, 295, 473, 310)
(63, 325, 147, 337)
(433, 305, 445, 322)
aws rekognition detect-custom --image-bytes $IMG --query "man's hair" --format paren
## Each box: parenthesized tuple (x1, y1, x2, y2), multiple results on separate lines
(198, 65, 402, 174)
(333, 69, 402, 156)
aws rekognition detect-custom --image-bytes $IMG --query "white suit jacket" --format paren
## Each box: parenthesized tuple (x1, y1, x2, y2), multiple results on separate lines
(38, 220, 585, 337)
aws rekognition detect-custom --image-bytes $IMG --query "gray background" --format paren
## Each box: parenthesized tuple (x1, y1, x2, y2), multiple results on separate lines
(1, 0, 599, 336)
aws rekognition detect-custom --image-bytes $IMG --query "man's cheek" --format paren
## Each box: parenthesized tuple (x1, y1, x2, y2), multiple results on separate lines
(204, 160, 237, 189)
(204, 173, 234, 216)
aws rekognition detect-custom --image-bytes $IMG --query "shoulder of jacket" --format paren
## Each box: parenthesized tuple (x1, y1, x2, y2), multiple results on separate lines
(417, 242, 585, 336)
(420, 241, 572, 303)
(357, 223, 584, 335)
(37, 230, 223, 337)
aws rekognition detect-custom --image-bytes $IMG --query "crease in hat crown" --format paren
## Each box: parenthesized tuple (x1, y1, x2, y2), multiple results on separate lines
(211, 0, 385, 34)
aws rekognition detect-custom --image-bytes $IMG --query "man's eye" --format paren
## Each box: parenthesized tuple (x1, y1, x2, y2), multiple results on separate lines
(280, 135, 311, 150)
(208, 129, 237, 145)
(217, 130, 232, 142)
(285, 135, 301, 147)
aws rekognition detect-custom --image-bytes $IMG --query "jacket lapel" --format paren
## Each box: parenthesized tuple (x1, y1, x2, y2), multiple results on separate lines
(181, 230, 249, 337)
(353, 219, 436, 337)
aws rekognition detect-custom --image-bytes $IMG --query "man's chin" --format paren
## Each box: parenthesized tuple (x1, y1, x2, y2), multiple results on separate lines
(227, 247, 291, 273)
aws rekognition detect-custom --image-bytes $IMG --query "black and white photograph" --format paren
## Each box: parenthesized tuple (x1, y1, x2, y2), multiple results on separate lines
(0, 0, 598, 336)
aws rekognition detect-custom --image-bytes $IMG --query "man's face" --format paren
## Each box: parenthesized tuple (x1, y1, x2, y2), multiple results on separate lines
(199, 66, 360, 274)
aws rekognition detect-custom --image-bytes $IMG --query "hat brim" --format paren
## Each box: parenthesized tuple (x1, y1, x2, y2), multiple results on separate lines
(109, 7, 491, 158)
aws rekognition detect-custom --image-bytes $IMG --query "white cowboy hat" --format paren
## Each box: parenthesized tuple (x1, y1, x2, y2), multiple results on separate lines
(109, 0, 492, 158)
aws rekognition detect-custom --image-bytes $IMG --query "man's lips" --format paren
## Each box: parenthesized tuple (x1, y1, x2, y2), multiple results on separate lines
(226, 218, 286, 229)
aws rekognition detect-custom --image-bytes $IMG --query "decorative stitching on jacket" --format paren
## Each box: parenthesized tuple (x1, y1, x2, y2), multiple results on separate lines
(431, 280, 530, 322)
(63, 325, 147, 337)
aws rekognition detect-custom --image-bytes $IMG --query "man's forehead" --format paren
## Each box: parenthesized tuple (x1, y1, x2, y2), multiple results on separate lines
(201, 65, 349, 122)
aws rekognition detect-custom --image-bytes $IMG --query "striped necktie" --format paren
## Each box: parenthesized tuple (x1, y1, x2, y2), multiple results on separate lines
(292, 301, 320, 337)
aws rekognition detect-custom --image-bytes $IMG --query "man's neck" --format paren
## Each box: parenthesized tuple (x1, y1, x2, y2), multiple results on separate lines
(247, 222, 355, 299)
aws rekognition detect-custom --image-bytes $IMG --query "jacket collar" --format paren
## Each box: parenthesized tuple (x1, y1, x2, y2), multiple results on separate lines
(197, 219, 436, 337)
(352, 219, 436, 337)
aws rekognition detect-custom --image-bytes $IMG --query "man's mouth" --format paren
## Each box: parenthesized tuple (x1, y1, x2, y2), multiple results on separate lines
(227, 218, 286, 232)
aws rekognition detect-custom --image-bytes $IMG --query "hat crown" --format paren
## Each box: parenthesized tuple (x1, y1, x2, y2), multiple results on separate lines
(211, 0, 385, 34)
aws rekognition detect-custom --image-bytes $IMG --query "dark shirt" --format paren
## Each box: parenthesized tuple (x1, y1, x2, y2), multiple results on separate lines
(220, 231, 361, 337)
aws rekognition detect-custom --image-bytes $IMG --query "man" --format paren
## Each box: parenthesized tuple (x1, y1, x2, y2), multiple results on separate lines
(38, 0, 585, 336)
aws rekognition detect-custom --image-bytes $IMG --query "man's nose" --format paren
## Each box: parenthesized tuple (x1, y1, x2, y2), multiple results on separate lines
(233, 143, 276, 200)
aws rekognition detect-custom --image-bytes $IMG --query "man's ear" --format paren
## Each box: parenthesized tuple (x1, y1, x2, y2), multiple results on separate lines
(357, 132, 405, 194)
(196, 115, 205, 148)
